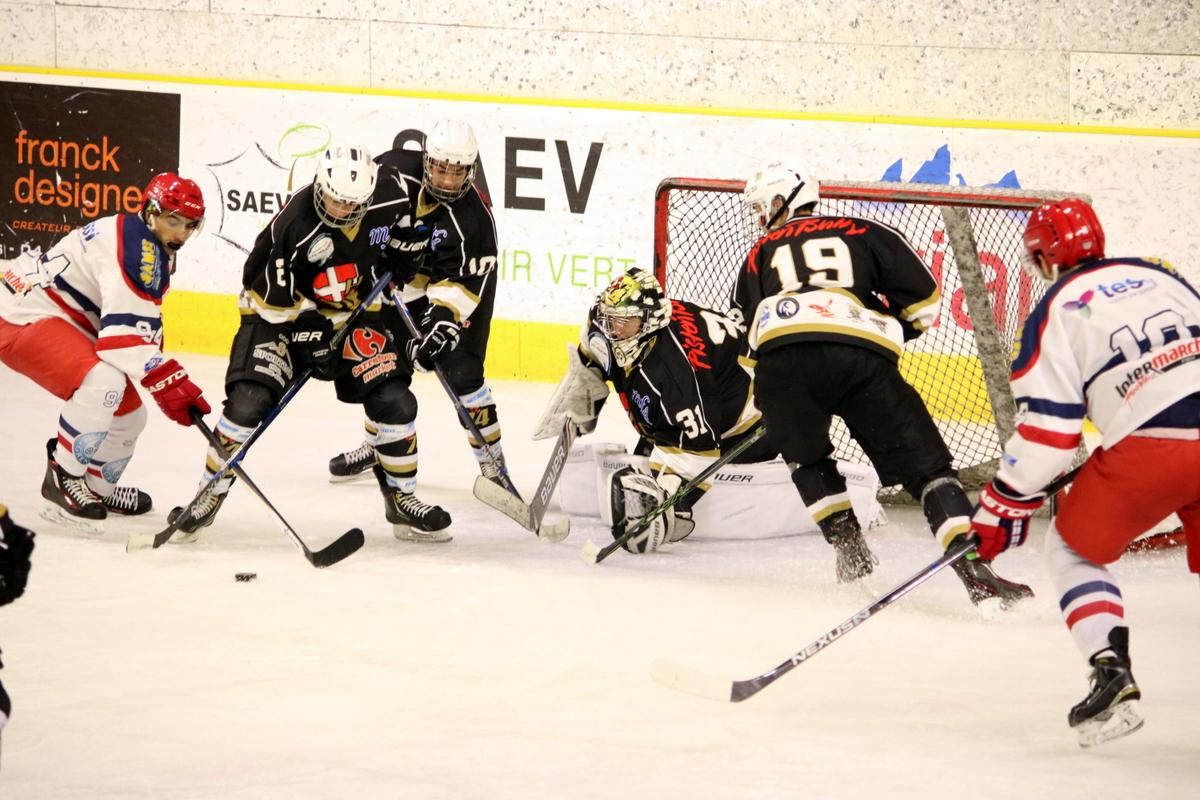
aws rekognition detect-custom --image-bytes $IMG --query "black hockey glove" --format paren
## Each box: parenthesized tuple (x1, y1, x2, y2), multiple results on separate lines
(389, 218, 431, 257)
(289, 312, 339, 380)
(411, 306, 461, 371)
(0, 505, 35, 607)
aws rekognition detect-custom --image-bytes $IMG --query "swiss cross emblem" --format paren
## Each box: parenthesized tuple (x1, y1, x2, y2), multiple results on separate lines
(312, 263, 360, 303)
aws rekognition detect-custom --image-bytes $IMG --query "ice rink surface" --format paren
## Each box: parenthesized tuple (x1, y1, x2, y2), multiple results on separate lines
(1, 354, 1197, 799)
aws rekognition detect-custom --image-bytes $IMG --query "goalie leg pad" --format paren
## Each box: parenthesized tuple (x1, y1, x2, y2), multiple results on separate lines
(609, 466, 674, 553)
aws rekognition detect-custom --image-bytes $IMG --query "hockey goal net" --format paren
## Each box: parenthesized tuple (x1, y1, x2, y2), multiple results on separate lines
(654, 178, 1086, 492)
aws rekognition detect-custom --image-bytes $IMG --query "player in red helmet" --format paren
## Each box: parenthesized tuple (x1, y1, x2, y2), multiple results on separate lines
(0, 172, 211, 532)
(970, 198, 1200, 746)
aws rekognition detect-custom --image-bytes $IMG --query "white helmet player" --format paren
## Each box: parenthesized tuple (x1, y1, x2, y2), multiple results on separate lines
(593, 267, 672, 368)
(743, 161, 819, 231)
(423, 119, 478, 203)
(313, 142, 377, 229)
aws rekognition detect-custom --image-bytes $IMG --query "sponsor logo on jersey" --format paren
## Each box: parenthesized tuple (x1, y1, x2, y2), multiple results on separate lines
(775, 297, 799, 319)
(1063, 289, 1096, 317)
(369, 226, 390, 247)
(307, 234, 335, 265)
(1118, 338, 1200, 401)
(670, 301, 711, 369)
(630, 389, 653, 422)
(431, 227, 449, 251)
(342, 327, 388, 362)
(82, 222, 99, 241)
(1097, 277, 1156, 301)
(807, 298, 835, 318)
(312, 263, 360, 304)
(138, 238, 163, 290)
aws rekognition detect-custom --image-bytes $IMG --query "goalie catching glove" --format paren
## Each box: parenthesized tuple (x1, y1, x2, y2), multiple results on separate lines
(532, 343, 609, 440)
(608, 467, 698, 554)
(969, 478, 1045, 560)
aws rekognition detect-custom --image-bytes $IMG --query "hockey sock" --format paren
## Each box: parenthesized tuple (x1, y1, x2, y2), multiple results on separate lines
(200, 416, 254, 495)
(84, 404, 147, 498)
(919, 475, 973, 550)
(1045, 522, 1126, 660)
(458, 385, 502, 466)
(789, 458, 852, 527)
(55, 361, 128, 476)
(374, 419, 418, 494)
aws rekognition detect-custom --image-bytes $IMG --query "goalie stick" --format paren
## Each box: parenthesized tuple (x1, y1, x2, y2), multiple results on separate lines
(472, 417, 575, 541)
(126, 271, 393, 553)
(191, 411, 364, 567)
(390, 287, 569, 542)
(651, 462, 1084, 702)
(581, 425, 768, 564)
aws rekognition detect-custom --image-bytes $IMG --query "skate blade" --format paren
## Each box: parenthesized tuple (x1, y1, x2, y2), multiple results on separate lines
(393, 523, 452, 543)
(328, 470, 374, 485)
(39, 502, 104, 535)
(1076, 700, 1144, 748)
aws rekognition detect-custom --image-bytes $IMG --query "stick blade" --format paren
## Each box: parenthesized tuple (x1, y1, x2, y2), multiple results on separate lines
(308, 528, 365, 568)
(650, 658, 735, 702)
(537, 517, 571, 543)
(580, 539, 604, 564)
(125, 531, 157, 552)
(473, 476, 535, 529)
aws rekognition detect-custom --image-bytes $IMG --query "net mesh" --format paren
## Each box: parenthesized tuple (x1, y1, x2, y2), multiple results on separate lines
(655, 179, 1055, 489)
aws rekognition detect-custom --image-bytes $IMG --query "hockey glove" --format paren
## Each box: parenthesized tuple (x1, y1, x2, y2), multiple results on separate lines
(388, 218, 431, 257)
(414, 306, 461, 370)
(0, 505, 35, 606)
(289, 312, 339, 380)
(141, 358, 211, 426)
(969, 478, 1045, 561)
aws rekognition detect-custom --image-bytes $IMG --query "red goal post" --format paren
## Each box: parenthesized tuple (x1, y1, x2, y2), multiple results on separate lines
(653, 177, 1089, 488)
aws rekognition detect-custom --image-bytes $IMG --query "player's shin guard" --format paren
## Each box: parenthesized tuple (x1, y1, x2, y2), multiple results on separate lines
(921, 475, 1034, 608)
(458, 385, 505, 482)
(791, 459, 876, 582)
(84, 404, 152, 515)
(1045, 523, 1126, 659)
(54, 360, 127, 476)
(373, 419, 418, 495)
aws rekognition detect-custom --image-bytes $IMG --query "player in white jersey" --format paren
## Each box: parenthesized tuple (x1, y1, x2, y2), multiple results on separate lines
(968, 198, 1200, 747)
(0, 174, 212, 531)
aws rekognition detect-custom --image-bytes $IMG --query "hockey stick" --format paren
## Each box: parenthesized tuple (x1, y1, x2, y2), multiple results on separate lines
(581, 425, 768, 564)
(472, 417, 575, 538)
(190, 411, 364, 567)
(651, 463, 1085, 702)
(390, 287, 570, 542)
(126, 271, 393, 553)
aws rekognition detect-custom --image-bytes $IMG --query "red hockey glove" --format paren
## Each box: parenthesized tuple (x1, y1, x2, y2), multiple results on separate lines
(141, 358, 211, 426)
(969, 479, 1045, 561)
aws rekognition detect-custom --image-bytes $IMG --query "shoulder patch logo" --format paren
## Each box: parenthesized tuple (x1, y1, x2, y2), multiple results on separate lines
(307, 234, 335, 264)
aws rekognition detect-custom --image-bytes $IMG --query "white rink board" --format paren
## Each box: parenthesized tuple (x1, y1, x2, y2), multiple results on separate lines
(4, 70, 1199, 330)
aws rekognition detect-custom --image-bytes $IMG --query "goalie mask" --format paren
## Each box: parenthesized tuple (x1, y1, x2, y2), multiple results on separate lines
(594, 267, 672, 368)
(313, 142, 377, 229)
(1022, 198, 1105, 283)
(743, 161, 819, 231)
(423, 119, 478, 203)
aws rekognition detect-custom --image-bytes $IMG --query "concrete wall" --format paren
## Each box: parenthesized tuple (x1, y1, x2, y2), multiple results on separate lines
(2, 0, 1198, 129)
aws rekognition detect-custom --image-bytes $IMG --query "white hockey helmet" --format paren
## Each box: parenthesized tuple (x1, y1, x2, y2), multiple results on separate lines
(594, 267, 672, 368)
(423, 119, 478, 203)
(313, 142, 377, 228)
(743, 161, 819, 231)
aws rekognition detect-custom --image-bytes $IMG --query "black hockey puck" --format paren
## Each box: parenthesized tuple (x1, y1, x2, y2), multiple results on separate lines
(235, 572, 257, 582)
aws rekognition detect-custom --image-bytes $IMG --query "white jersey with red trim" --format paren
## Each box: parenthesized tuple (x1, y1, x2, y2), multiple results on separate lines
(0, 213, 171, 379)
(1000, 257, 1200, 495)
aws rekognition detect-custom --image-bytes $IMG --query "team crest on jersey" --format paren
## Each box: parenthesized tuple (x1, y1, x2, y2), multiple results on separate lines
(312, 263, 360, 304)
(431, 227, 449, 251)
(307, 234, 335, 265)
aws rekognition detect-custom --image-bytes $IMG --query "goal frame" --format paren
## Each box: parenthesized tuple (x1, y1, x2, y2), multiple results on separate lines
(653, 178, 1089, 473)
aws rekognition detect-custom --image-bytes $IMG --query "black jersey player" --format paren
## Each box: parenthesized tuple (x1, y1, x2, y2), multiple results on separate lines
(534, 267, 774, 553)
(732, 161, 1032, 607)
(169, 141, 453, 543)
(1, 503, 35, 742)
(326, 120, 507, 493)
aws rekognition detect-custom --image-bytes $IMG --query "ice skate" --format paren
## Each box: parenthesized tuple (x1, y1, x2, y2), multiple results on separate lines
(167, 489, 229, 543)
(1069, 628, 1144, 747)
(40, 439, 105, 533)
(950, 552, 1034, 609)
(477, 447, 509, 489)
(98, 485, 153, 516)
(328, 441, 375, 483)
(374, 465, 452, 543)
(821, 510, 877, 583)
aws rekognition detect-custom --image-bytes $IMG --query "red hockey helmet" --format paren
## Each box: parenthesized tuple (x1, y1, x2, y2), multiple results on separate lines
(141, 172, 206, 225)
(1022, 198, 1104, 281)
